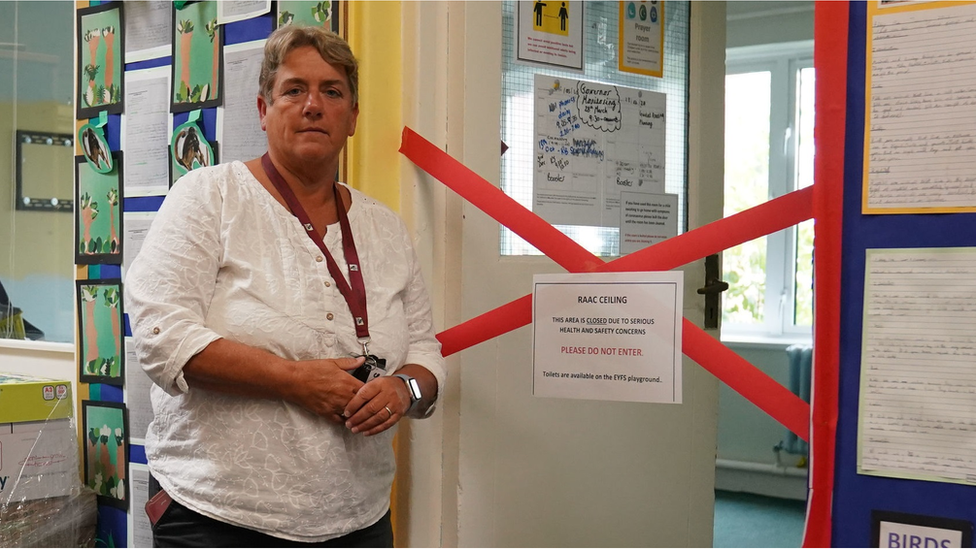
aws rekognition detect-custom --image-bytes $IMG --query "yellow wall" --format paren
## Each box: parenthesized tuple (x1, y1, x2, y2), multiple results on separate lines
(346, 1, 403, 212)
(345, 2, 407, 539)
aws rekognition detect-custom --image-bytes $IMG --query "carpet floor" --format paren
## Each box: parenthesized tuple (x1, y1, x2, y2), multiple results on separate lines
(713, 490, 808, 548)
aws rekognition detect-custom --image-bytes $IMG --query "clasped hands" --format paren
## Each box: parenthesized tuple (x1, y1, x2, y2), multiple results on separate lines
(290, 356, 411, 436)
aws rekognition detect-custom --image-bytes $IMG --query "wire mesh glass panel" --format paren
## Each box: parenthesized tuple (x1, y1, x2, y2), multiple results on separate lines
(500, 1, 690, 257)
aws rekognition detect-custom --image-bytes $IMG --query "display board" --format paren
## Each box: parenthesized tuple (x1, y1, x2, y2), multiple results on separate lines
(824, 2, 976, 546)
(74, 2, 341, 545)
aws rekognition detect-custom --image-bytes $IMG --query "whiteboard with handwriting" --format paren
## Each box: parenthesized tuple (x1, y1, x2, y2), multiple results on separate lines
(865, 2, 976, 213)
(533, 74, 666, 227)
(859, 247, 976, 484)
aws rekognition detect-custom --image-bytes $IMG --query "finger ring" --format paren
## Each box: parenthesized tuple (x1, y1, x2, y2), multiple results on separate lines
(384, 406, 393, 419)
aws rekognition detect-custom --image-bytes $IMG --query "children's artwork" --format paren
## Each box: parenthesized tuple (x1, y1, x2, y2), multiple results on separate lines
(77, 2, 125, 119)
(77, 279, 125, 385)
(75, 154, 124, 264)
(82, 400, 129, 510)
(171, 1, 222, 112)
(78, 122, 114, 174)
(276, 1, 339, 32)
(171, 113, 214, 176)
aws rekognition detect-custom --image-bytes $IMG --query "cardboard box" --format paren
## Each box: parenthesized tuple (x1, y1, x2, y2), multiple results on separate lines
(0, 374, 77, 504)
(0, 419, 78, 503)
(0, 373, 72, 424)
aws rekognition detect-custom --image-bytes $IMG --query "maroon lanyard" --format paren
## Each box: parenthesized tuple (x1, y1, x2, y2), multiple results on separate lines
(261, 153, 370, 345)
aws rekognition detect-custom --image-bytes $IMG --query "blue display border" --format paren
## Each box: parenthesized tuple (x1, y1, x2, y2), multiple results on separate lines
(832, 2, 976, 545)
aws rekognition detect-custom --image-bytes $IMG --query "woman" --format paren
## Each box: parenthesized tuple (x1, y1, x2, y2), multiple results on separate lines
(125, 25, 444, 547)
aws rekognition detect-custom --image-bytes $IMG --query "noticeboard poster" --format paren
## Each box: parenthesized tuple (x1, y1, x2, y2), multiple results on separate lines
(533, 74, 666, 228)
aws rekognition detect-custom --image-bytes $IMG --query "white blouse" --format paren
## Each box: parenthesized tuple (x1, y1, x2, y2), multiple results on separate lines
(124, 161, 446, 542)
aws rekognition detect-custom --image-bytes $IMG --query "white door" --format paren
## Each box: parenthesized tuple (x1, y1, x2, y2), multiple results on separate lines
(448, 2, 727, 546)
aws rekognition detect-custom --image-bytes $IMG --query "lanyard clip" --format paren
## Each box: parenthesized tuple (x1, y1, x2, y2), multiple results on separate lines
(360, 338, 371, 357)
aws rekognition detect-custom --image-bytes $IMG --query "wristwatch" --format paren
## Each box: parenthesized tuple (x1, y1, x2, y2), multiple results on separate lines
(393, 373, 435, 418)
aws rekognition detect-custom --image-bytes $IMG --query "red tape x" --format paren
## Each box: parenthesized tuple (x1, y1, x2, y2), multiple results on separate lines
(400, 127, 812, 441)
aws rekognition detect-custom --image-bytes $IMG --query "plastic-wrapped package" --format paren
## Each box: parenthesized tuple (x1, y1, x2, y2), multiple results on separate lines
(0, 374, 96, 547)
(0, 484, 97, 547)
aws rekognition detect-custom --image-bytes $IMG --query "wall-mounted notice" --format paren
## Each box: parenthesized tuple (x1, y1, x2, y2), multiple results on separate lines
(864, 2, 976, 213)
(516, 0, 584, 71)
(124, 1, 172, 63)
(123, 67, 171, 197)
(218, 40, 268, 162)
(124, 336, 154, 444)
(619, 191, 677, 254)
(217, 0, 271, 24)
(859, 247, 976, 484)
(128, 463, 152, 548)
(122, 211, 156, 279)
(532, 271, 682, 404)
(872, 510, 973, 549)
(533, 74, 666, 228)
(618, 0, 664, 77)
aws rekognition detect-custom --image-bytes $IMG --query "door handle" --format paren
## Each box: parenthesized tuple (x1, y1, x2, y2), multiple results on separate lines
(698, 254, 728, 329)
(697, 280, 730, 295)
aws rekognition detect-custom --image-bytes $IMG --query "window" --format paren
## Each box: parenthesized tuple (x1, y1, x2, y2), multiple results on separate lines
(722, 42, 814, 340)
(0, 2, 75, 344)
(499, 1, 690, 257)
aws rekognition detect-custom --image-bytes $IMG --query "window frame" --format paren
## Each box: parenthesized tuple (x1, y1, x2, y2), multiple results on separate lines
(723, 40, 814, 342)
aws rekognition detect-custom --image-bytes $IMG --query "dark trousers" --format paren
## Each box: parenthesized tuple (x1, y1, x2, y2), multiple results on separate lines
(150, 482, 393, 548)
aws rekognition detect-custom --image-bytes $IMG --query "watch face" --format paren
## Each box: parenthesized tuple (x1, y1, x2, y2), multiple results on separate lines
(406, 378, 422, 401)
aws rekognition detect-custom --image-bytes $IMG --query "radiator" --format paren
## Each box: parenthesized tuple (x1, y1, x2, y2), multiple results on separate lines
(775, 344, 812, 458)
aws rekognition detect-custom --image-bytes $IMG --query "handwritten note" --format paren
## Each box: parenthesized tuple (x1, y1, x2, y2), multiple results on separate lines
(865, 3, 976, 212)
(859, 248, 976, 484)
(533, 74, 666, 228)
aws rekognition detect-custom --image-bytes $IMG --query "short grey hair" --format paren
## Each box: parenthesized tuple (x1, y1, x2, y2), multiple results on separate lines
(259, 25, 359, 105)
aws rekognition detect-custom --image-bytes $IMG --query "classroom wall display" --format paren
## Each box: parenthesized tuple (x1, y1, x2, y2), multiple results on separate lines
(276, 1, 339, 32)
(171, 1, 223, 113)
(77, 2, 125, 119)
(77, 279, 125, 386)
(75, 1, 346, 543)
(817, 2, 976, 546)
(75, 153, 124, 264)
(82, 400, 130, 510)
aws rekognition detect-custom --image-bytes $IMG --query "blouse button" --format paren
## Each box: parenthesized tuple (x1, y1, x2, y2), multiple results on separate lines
(152, 327, 160, 335)
(327, 313, 335, 321)
(325, 281, 331, 288)
(315, 256, 324, 263)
